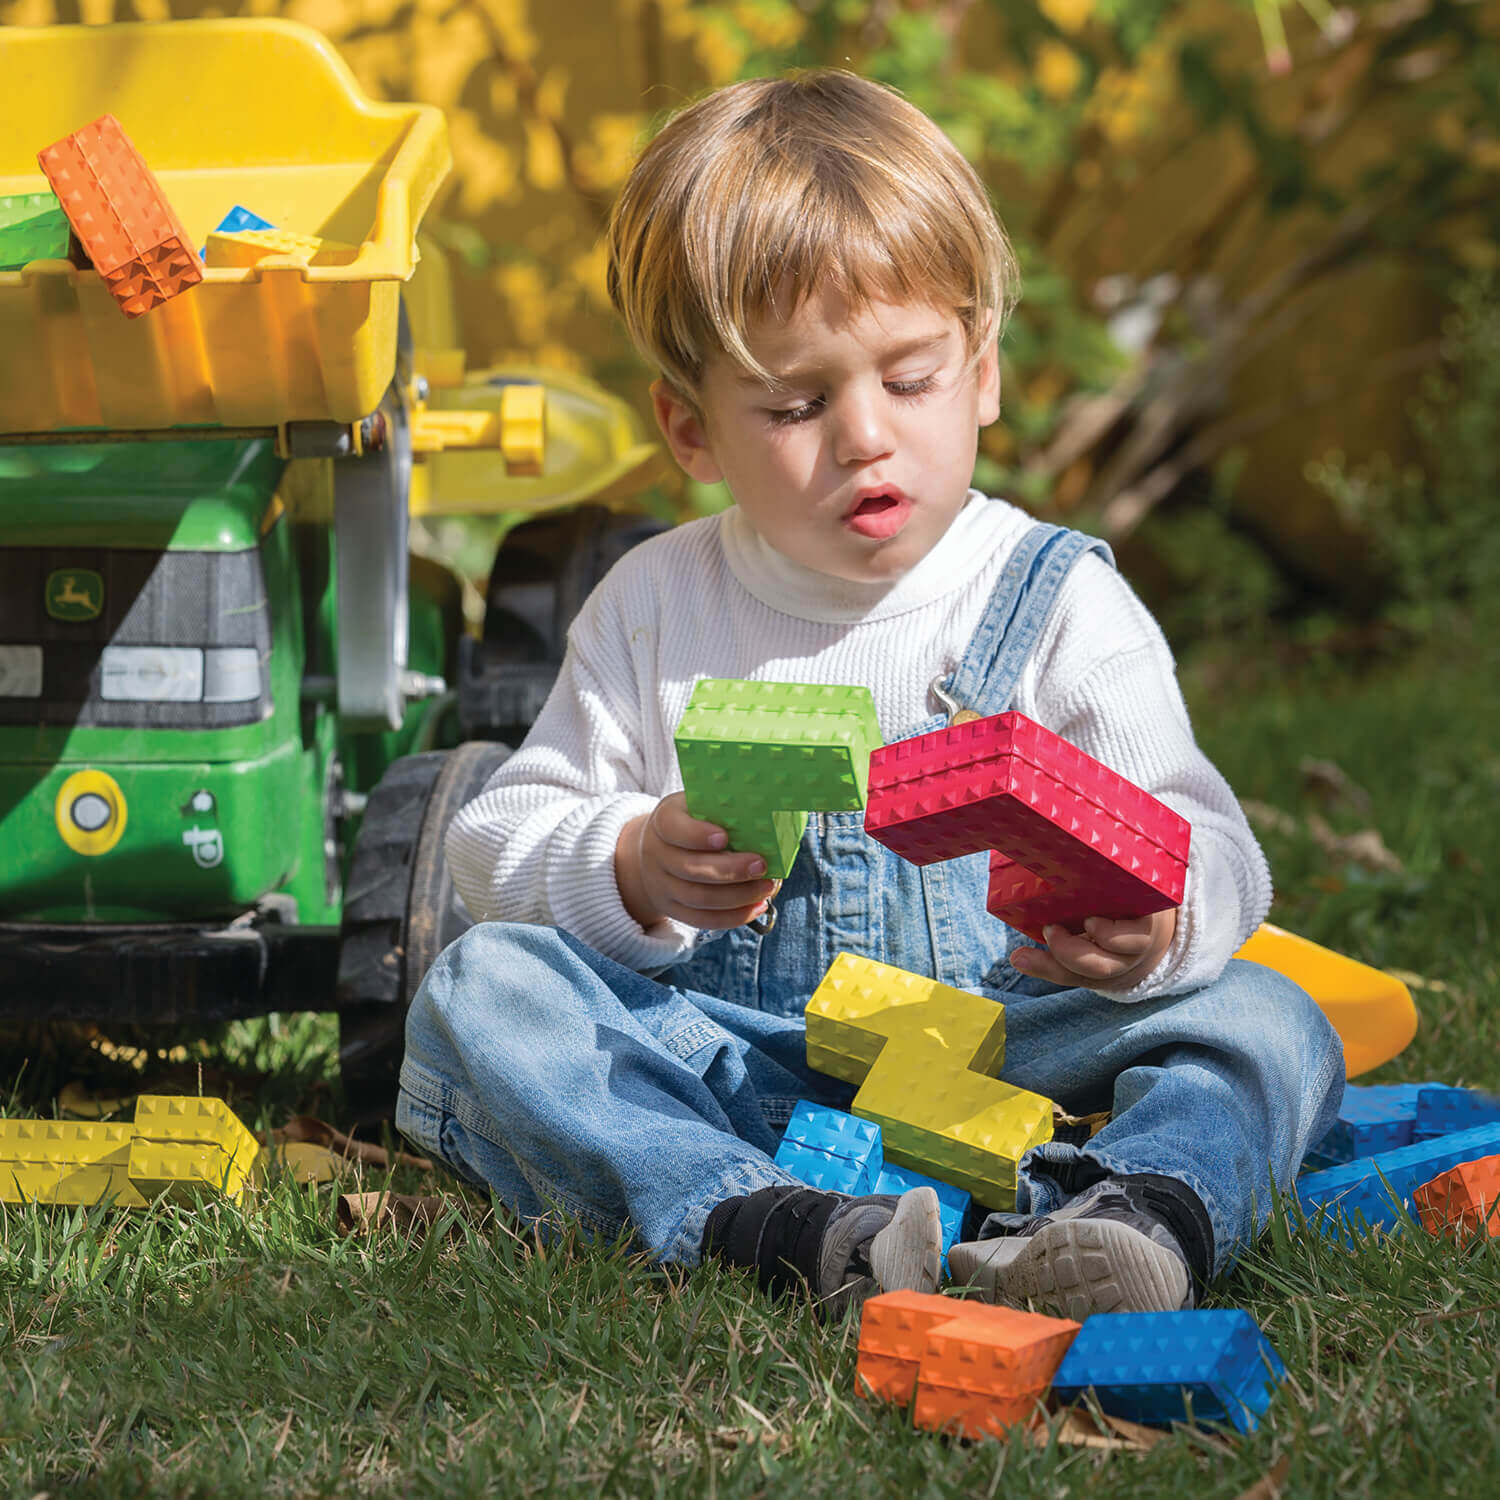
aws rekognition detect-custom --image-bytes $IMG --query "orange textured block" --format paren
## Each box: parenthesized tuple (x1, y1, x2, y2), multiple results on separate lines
(856, 1291, 1080, 1443)
(856, 1290, 970, 1404)
(1415, 1153, 1500, 1238)
(914, 1305, 1080, 1441)
(37, 114, 203, 318)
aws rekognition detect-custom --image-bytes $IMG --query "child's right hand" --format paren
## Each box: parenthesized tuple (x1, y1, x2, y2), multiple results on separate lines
(615, 793, 781, 931)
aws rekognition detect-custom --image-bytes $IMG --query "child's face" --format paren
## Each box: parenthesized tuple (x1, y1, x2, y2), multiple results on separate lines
(652, 287, 1001, 583)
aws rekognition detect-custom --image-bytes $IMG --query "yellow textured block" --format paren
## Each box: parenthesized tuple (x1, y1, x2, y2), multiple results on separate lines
(203, 227, 356, 268)
(806, 954, 1053, 1209)
(127, 1139, 252, 1204)
(0, 1120, 145, 1206)
(133, 1095, 260, 1187)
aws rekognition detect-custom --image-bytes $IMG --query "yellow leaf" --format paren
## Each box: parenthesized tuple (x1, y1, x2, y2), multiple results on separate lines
(1036, 40, 1083, 101)
(525, 118, 567, 193)
(536, 65, 570, 122)
(1039, 0, 1094, 36)
(411, 10, 489, 110)
(449, 109, 523, 214)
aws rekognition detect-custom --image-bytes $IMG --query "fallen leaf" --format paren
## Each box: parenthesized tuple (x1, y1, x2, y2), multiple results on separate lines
(1305, 814, 1404, 875)
(1235, 1453, 1292, 1499)
(335, 1190, 470, 1241)
(1298, 757, 1373, 816)
(256, 1141, 352, 1186)
(1050, 1406, 1164, 1451)
(263, 1116, 433, 1172)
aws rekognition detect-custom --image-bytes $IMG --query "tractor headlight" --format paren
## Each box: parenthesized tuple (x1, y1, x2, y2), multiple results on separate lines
(99, 646, 262, 703)
(55, 769, 128, 856)
(0, 645, 43, 698)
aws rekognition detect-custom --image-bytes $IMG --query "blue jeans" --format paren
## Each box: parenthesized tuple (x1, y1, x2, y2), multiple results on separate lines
(396, 921, 1343, 1276)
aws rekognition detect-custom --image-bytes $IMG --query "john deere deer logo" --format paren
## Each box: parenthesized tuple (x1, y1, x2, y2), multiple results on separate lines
(46, 569, 103, 621)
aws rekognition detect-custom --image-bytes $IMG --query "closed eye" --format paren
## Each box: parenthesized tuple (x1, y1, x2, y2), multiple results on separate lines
(765, 375, 938, 427)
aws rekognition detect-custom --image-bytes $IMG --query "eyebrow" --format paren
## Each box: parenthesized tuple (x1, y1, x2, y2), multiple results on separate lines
(735, 330, 953, 390)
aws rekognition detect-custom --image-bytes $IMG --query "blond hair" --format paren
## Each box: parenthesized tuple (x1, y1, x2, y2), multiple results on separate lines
(606, 70, 1019, 408)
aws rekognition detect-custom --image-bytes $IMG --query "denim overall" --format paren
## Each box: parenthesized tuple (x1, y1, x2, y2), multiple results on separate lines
(396, 520, 1344, 1275)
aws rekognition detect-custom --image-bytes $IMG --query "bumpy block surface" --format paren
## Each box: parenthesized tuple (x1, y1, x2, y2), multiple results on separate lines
(806, 953, 1053, 1209)
(133, 1095, 260, 1202)
(1297, 1120, 1500, 1240)
(0, 190, 70, 268)
(127, 1139, 245, 1204)
(914, 1304, 1081, 1440)
(204, 228, 356, 268)
(864, 712, 1189, 941)
(1051, 1310, 1286, 1434)
(0, 1119, 145, 1206)
(857, 1290, 969, 1404)
(856, 1291, 1080, 1440)
(773, 1101, 882, 1196)
(1413, 1085, 1500, 1143)
(675, 680, 883, 879)
(1414, 1153, 1500, 1239)
(872, 1161, 971, 1263)
(1305, 1082, 1428, 1169)
(38, 114, 203, 317)
(213, 205, 275, 234)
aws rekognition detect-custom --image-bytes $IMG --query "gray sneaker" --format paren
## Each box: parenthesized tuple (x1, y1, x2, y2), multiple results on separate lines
(947, 1175, 1204, 1321)
(702, 1183, 942, 1316)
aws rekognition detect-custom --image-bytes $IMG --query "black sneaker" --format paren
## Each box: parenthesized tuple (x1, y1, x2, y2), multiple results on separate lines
(946, 1174, 1212, 1322)
(701, 1184, 942, 1316)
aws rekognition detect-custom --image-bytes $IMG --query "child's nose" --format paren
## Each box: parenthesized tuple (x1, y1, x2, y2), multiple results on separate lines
(830, 387, 895, 466)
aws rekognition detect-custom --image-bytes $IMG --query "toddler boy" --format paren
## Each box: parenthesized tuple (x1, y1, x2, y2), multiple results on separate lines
(396, 70, 1343, 1319)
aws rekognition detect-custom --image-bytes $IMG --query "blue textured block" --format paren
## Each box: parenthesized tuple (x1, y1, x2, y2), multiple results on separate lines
(1305, 1083, 1428, 1168)
(774, 1102, 882, 1195)
(1297, 1120, 1500, 1240)
(1051, 1310, 1286, 1434)
(1412, 1085, 1500, 1143)
(214, 205, 275, 234)
(872, 1160, 970, 1261)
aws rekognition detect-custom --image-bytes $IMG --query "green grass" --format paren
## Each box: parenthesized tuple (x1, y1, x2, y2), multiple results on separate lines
(3, 612, 1498, 1498)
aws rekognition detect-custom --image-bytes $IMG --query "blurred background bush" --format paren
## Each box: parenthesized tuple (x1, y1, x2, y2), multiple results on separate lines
(7, 0, 1498, 662)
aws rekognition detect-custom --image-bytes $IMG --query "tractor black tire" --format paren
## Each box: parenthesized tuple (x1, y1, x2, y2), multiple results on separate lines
(336, 740, 511, 1125)
(460, 504, 670, 743)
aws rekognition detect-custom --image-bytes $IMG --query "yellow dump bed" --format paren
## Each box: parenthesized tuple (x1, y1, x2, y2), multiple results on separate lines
(0, 19, 448, 434)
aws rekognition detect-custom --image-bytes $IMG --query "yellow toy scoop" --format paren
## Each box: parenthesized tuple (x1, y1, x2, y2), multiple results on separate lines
(1234, 923, 1418, 1079)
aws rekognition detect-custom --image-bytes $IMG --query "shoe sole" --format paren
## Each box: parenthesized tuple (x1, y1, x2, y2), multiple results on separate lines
(819, 1186, 942, 1317)
(947, 1218, 1189, 1321)
(867, 1186, 942, 1296)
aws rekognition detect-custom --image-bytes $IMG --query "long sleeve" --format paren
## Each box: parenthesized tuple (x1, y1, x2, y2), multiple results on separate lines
(445, 560, 699, 972)
(1015, 553, 1272, 999)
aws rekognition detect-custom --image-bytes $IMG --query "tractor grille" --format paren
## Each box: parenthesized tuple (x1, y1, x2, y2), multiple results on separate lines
(0, 546, 272, 730)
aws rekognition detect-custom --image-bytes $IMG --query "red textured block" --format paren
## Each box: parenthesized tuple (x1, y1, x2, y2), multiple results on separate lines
(864, 712, 1190, 941)
(38, 114, 203, 318)
(1414, 1153, 1500, 1239)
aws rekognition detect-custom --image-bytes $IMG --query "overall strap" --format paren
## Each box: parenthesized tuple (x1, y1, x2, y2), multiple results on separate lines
(939, 520, 1115, 721)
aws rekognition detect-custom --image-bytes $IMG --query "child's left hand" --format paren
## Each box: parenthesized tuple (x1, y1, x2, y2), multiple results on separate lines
(1008, 908, 1178, 992)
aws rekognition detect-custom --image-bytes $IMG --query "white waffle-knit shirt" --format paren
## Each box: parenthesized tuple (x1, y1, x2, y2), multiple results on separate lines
(446, 492, 1271, 999)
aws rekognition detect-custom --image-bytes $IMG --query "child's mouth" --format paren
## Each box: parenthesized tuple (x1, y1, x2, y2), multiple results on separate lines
(843, 492, 911, 540)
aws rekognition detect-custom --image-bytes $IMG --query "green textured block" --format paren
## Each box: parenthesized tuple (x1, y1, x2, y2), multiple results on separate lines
(674, 679, 883, 878)
(0, 191, 69, 269)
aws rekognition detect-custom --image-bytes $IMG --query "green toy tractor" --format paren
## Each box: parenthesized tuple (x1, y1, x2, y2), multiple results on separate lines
(0, 20, 667, 1120)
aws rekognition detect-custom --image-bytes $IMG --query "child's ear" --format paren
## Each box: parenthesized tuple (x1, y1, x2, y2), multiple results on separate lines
(976, 340, 1001, 428)
(650, 379, 725, 484)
